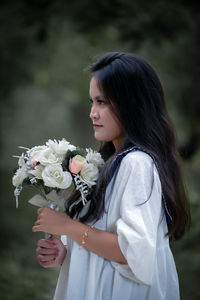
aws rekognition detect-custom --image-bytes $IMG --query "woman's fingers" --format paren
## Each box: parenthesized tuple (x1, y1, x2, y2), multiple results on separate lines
(39, 260, 56, 268)
(32, 225, 41, 232)
(38, 253, 56, 262)
(36, 238, 58, 254)
(34, 219, 41, 226)
(32, 216, 43, 232)
(38, 255, 57, 268)
(36, 246, 57, 255)
(37, 207, 43, 215)
(33, 207, 69, 236)
(36, 239, 58, 267)
(37, 237, 58, 247)
(36, 237, 67, 268)
(37, 239, 52, 248)
(33, 208, 55, 233)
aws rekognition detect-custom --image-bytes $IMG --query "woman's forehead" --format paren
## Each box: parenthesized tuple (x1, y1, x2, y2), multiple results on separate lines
(89, 77, 104, 98)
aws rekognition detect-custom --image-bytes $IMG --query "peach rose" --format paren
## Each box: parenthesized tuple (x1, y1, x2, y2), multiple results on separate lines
(68, 155, 86, 174)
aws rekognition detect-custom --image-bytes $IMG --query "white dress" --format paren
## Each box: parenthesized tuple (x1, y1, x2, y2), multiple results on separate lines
(53, 151, 180, 300)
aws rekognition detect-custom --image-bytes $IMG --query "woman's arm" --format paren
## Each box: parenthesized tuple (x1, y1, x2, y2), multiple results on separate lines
(32, 207, 127, 264)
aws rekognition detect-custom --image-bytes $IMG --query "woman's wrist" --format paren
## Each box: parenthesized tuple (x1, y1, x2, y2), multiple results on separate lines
(63, 217, 90, 246)
(63, 215, 73, 235)
(62, 218, 126, 264)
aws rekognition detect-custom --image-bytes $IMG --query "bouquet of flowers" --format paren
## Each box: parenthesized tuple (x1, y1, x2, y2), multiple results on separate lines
(12, 138, 104, 212)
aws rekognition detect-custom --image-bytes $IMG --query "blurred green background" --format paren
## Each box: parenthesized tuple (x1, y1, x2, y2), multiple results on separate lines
(0, 1, 200, 299)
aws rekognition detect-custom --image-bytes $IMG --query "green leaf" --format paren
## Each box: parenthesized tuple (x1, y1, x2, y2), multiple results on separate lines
(28, 194, 49, 207)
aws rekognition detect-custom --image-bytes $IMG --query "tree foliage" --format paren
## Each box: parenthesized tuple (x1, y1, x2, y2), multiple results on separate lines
(1, 0, 200, 125)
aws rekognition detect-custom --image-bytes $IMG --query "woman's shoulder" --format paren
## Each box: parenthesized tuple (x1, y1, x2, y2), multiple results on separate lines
(113, 150, 158, 185)
(120, 150, 155, 169)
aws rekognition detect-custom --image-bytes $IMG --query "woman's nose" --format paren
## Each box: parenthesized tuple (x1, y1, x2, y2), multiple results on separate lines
(90, 106, 99, 120)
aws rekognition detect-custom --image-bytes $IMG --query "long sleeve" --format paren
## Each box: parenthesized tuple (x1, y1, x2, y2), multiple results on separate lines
(109, 151, 163, 285)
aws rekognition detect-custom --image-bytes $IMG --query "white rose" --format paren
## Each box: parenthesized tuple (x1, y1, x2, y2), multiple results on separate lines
(28, 164, 45, 179)
(28, 145, 48, 162)
(42, 164, 72, 189)
(12, 167, 28, 187)
(18, 155, 26, 168)
(36, 148, 64, 166)
(80, 163, 99, 187)
(46, 138, 76, 156)
(86, 149, 104, 168)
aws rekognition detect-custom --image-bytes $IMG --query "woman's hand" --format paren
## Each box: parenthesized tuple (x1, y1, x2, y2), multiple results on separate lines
(33, 207, 127, 264)
(36, 236, 67, 268)
(32, 207, 69, 236)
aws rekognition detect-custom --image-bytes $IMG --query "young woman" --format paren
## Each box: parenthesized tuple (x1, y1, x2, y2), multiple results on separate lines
(32, 52, 190, 300)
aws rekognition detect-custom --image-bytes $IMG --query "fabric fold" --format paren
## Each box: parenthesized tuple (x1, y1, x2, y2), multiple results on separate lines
(110, 151, 162, 285)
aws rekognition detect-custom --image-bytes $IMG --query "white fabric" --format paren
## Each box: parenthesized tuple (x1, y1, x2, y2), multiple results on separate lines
(53, 151, 180, 300)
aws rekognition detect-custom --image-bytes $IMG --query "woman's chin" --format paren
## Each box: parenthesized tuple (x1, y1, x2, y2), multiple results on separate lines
(94, 133, 104, 142)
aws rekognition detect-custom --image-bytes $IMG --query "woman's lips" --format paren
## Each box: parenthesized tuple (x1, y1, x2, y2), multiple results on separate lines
(93, 124, 103, 129)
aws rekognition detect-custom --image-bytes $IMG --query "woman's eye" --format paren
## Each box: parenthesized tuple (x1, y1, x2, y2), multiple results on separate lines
(88, 98, 106, 105)
(97, 100, 105, 105)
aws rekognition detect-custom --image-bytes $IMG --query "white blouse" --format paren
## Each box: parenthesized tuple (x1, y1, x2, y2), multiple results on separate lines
(53, 151, 180, 300)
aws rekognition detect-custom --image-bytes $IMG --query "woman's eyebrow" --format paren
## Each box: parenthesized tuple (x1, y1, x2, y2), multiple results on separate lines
(89, 95, 104, 100)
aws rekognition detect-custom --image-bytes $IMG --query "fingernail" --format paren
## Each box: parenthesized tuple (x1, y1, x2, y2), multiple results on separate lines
(47, 240, 56, 247)
(50, 243, 57, 248)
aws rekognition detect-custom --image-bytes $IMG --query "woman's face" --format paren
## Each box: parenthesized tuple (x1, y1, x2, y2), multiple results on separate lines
(89, 77, 125, 150)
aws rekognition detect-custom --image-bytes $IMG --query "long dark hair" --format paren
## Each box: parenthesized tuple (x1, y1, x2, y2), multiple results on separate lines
(66, 52, 190, 240)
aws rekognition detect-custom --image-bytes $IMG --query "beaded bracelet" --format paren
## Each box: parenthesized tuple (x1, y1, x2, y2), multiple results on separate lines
(79, 226, 93, 250)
